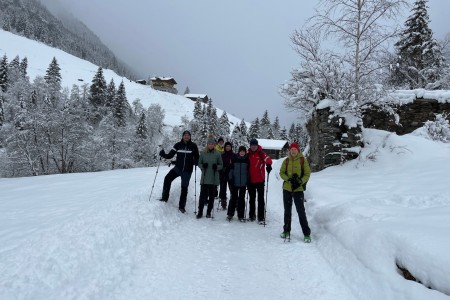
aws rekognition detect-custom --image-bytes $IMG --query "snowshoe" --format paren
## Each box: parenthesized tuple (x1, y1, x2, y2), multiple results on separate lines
(304, 235, 311, 243)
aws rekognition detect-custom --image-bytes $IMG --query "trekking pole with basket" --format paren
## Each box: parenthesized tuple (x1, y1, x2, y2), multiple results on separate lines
(148, 156, 162, 201)
(263, 173, 270, 227)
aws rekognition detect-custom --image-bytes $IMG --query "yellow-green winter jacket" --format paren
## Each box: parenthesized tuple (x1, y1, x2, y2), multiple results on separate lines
(279, 153, 311, 192)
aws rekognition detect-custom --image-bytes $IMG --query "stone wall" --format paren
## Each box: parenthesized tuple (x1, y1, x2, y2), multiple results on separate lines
(362, 99, 450, 135)
(306, 108, 363, 172)
(307, 98, 449, 171)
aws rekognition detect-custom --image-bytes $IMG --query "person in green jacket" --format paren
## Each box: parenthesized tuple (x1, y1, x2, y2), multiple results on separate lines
(279, 142, 312, 243)
(197, 136, 223, 219)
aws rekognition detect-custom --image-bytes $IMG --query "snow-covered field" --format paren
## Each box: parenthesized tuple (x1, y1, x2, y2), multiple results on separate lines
(1, 128, 449, 299)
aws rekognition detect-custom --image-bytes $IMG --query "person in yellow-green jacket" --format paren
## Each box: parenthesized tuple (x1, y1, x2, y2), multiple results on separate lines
(279, 142, 311, 243)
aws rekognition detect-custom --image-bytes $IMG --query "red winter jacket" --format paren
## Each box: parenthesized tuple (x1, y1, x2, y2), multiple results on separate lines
(247, 145, 272, 184)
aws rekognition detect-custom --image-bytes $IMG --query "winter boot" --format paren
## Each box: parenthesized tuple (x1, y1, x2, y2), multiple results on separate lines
(304, 235, 311, 243)
(226, 215, 233, 222)
(280, 231, 290, 239)
(196, 210, 203, 219)
(179, 208, 186, 214)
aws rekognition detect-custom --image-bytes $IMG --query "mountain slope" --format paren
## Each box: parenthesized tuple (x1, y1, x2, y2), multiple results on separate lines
(0, 29, 242, 127)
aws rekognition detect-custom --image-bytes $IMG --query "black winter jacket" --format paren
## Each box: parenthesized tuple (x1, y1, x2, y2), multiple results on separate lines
(165, 140, 199, 172)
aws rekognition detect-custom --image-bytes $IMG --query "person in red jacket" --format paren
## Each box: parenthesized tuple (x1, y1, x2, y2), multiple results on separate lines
(247, 139, 272, 223)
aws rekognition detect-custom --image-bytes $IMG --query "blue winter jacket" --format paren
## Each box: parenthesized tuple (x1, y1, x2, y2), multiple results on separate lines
(229, 154, 249, 188)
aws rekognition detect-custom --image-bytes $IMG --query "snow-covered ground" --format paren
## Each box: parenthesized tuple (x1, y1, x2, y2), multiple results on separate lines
(1, 128, 449, 299)
(0, 29, 244, 128)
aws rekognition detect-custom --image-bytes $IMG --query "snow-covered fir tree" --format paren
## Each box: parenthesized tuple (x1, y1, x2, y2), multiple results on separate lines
(19, 57, 27, 78)
(391, 0, 447, 89)
(184, 86, 190, 95)
(239, 119, 248, 140)
(280, 126, 288, 140)
(248, 117, 260, 140)
(209, 106, 219, 138)
(105, 78, 116, 108)
(44, 57, 62, 107)
(114, 81, 127, 127)
(8, 55, 21, 85)
(260, 110, 271, 139)
(230, 124, 248, 148)
(0, 54, 8, 93)
(218, 111, 231, 139)
(272, 116, 281, 139)
(89, 67, 107, 108)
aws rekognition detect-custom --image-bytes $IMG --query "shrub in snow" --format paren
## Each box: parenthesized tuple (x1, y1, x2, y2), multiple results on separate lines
(423, 113, 450, 142)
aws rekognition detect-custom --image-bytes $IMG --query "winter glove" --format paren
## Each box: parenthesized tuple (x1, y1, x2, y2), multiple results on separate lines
(212, 163, 217, 171)
(159, 149, 166, 158)
(266, 164, 272, 174)
(202, 163, 208, 169)
(289, 174, 301, 191)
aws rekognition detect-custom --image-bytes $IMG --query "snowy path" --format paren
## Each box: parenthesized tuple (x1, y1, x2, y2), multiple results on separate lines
(0, 166, 356, 299)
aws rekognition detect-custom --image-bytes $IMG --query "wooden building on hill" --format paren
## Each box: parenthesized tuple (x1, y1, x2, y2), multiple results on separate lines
(150, 77, 178, 94)
(256, 139, 289, 159)
(184, 94, 209, 104)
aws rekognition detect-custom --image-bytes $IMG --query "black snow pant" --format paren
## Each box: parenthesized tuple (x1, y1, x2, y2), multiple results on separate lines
(283, 190, 311, 236)
(227, 186, 246, 219)
(219, 173, 232, 205)
(247, 181, 265, 221)
(161, 167, 192, 210)
(198, 184, 216, 215)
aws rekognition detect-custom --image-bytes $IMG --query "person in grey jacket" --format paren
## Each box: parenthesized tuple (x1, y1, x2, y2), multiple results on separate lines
(227, 146, 249, 221)
(196, 136, 223, 219)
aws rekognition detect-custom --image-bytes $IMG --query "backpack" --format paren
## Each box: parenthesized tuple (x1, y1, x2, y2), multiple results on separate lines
(285, 156, 307, 191)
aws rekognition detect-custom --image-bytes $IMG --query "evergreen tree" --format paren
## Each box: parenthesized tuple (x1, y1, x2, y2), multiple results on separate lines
(230, 124, 248, 149)
(288, 123, 296, 142)
(147, 103, 165, 139)
(239, 119, 248, 139)
(218, 111, 231, 138)
(44, 57, 62, 106)
(267, 127, 274, 139)
(19, 57, 28, 78)
(136, 111, 148, 139)
(0, 95, 4, 127)
(8, 55, 21, 85)
(193, 100, 203, 121)
(260, 110, 271, 138)
(89, 66, 107, 108)
(184, 86, 190, 95)
(114, 81, 127, 127)
(280, 127, 288, 140)
(0, 54, 9, 93)
(209, 107, 219, 137)
(272, 116, 281, 139)
(248, 117, 260, 140)
(105, 78, 116, 108)
(391, 0, 446, 89)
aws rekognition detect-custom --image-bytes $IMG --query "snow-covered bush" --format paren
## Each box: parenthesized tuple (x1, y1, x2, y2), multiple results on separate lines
(423, 113, 450, 142)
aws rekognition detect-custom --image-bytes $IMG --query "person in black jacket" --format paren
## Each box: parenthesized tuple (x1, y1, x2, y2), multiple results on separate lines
(159, 130, 199, 213)
(227, 145, 249, 221)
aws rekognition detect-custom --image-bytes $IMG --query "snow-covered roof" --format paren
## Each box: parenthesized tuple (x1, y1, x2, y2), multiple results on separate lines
(150, 77, 177, 84)
(184, 94, 208, 99)
(257, 139, 289, 150)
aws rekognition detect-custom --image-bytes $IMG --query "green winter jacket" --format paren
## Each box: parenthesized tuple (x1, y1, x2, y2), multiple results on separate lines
(279, 153, 311, 192)
(199, 148, 223, 185)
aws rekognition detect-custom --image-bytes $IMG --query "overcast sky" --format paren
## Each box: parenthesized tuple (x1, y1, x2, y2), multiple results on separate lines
(42, 0, 450, 127)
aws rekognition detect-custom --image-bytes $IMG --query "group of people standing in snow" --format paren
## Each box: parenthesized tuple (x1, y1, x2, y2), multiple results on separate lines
(157, 130, 312, 243)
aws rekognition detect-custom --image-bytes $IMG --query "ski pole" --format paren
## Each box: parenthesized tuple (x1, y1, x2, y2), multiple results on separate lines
(149, 156, 162, 201)
(263, 173, 270, 227)
(245, 188, 249, 222)
(194, 166, 197, 214)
